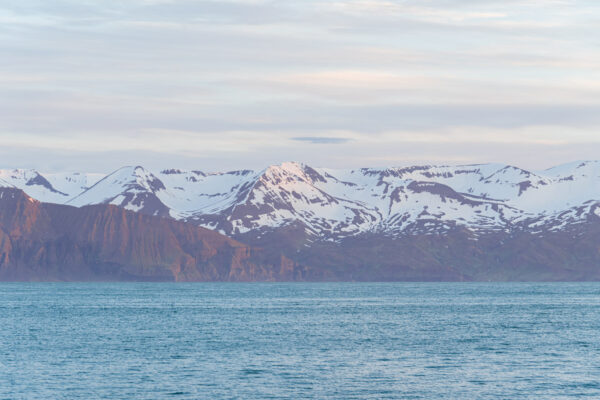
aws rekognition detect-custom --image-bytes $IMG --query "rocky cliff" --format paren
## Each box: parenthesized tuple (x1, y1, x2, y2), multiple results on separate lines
(0, 188, 317, 281)
(2, 159, 600, 281)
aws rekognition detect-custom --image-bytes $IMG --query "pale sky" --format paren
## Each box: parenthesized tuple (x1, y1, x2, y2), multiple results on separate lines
(1, 0, 600, 172)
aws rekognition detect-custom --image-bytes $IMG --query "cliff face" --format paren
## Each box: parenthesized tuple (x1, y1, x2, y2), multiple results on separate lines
(1, 186, 599, 282)
(14, 161, 599, 243)
(0, 188, 315, 281)
(230, 216, 600, 282)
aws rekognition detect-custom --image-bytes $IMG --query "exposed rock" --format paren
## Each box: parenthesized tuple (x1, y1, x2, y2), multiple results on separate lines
(0, 188, 315, 282)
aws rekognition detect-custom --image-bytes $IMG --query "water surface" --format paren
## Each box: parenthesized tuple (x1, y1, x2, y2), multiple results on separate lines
(1, 283, 599, 399)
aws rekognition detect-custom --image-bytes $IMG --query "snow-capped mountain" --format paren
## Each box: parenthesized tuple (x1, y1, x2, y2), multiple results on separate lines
(0, 169, 104, 205)
(1, 161, 599, 241)
(67, 166, 171, 217)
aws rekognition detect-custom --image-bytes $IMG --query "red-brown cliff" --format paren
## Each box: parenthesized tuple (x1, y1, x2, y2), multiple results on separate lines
(0, 188, 316, 281)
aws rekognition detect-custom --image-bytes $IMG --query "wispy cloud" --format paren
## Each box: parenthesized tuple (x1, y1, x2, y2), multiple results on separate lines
(0, 0, 599, 171)
(291, 137, 352, 144)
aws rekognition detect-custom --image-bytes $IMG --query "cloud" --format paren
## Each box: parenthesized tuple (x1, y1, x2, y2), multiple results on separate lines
(291, 136, 351, 144)
(0, 0, 599, 171)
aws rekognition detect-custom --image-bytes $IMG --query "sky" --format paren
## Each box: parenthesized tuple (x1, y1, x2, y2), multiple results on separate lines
(1, 0, 600, 173)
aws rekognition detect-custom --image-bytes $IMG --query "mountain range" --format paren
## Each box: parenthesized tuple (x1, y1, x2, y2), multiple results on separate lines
(0, 161, 599, 281)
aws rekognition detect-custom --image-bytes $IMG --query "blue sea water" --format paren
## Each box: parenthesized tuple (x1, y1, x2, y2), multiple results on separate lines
(1, 283, 600, 399)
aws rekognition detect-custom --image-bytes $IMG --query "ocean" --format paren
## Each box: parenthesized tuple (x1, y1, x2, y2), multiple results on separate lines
(1, 282, 599, 399)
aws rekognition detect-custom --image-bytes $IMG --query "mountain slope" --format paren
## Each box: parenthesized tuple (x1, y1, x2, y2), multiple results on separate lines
(164, 161, 600, 239)
(0, 188, 315, 282)
(1, 160, 599, 251)
(0, 169, 102, 204)
(0, 184, 599, 281)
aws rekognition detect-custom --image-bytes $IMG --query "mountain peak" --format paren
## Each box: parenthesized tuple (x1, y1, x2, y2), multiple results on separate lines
(1, 161, 599, 241)
(261, 162, 327, 185)
(264, 161, 305, 174)
(65, 166, 170, 217)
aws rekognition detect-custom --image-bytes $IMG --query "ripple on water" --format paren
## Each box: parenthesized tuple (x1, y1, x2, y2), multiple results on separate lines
(0, 282, 600, 399)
